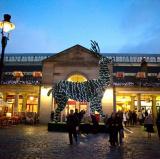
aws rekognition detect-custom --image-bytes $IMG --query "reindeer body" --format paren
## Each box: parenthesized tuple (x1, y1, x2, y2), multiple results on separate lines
(48, 57, 111, 121)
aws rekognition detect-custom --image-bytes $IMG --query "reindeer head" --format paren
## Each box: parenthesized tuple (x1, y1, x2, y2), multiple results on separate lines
(99, 56, 112, 65)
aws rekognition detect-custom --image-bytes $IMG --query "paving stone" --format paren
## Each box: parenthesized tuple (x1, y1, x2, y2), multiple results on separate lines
(0, 125, 160, 159)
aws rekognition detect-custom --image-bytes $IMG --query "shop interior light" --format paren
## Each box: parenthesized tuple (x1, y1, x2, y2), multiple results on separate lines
(29, 96, 34, 101)
(6, 112, 12, 117)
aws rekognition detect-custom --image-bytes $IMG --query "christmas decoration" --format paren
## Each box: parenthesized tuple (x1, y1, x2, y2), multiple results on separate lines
(90, 40, 102, 58)
(48, 56, 111, 121)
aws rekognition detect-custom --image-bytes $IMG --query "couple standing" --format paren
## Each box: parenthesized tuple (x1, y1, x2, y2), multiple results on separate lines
(107, 112, 124, 147)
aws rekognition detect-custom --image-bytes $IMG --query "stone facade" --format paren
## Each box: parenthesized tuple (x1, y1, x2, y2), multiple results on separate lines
(39, 45, 113, 123)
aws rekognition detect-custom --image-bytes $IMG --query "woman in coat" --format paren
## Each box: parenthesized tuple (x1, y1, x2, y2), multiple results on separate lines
(144, 114, 154, 138)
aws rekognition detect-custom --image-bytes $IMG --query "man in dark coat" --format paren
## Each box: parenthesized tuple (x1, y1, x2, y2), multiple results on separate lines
(107, 112, 119, 147)
(66, 110, 79, 145)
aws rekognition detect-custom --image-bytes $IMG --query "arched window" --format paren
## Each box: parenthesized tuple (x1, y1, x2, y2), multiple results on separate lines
(67, 74, 87, 82)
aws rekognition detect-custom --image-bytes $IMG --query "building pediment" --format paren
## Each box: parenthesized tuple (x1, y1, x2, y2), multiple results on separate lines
(43, 44, 100, 63)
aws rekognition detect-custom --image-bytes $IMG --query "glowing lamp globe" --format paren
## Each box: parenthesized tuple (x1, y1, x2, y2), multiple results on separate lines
(0, 14, 15, 32)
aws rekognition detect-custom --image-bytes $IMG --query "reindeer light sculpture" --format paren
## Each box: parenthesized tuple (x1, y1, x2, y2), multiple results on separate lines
(48, 56, 111, 122)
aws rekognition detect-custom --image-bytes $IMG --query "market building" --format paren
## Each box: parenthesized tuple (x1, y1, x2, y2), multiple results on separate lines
(0, 45, 160, 123)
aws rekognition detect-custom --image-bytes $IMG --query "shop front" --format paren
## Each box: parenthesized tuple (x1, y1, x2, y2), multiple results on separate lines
(115, 87, 160, 119)
(0, 85, 40, 118)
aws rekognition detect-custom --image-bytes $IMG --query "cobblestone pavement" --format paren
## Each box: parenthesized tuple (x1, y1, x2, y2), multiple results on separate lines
(0, 125, 160, 159)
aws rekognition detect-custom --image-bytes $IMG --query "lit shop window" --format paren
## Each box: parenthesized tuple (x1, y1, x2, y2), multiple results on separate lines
(32, 71, 42, 77)
(136, 72, 146, 78)
(157, 73, 160, 79)
(116, 72, 125, 78)
(12, 71, 24, 81)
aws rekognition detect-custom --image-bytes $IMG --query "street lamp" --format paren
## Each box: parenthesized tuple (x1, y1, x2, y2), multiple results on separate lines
(0, 14, 15, 83)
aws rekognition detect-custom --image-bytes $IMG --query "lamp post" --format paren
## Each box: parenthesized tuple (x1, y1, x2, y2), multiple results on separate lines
(0, 14, 15, 83)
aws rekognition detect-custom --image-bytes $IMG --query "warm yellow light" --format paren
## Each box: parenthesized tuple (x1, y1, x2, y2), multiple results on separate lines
(102, 88, 114, 114)
(102, 88, 114, 105)
(103, 88, 113, 99)
(0, 21, 15, 32)
(41, 86, 52, 103)
(156, 96, 160, 100)
(121, 97, 126, 102)
(117, 96, 131, 102)
(12, 71, 24, 77)
(41, 86, 51, 96)
(29, 96, 34, 101)
(6, 112, 12, 117)
(67, 74, 87, 82)
(32, 71, 42, 77)
(95, 111, 99, 114)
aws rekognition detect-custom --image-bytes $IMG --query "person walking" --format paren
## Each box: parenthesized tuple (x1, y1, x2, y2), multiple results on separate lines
(91, 113, 99, 134)
(144, 114, 154, 138)
(156, 113, 160, 140)
(137, 110, 143, 125)
(116, 112, 124, 145)
(66, 110, 79, 145)
(74, 109, 80, 134)
(107, 112, 119, 147)
(103, 113, 109, 133)
(132, 110, 137, 126)
(123, 112, 127, 127)
(81, 112, 92, 135)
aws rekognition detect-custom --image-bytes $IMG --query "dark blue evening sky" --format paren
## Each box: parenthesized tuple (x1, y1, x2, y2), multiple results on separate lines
(1, 0, 160, 54)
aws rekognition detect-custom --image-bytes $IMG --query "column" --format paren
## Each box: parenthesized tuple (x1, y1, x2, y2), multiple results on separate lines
(22, 94, 27, 112)
(113, 86, 116, 112)
(3, 92, 7, 102)
(137, 94, 141, 111)
(102, 87, 114, 115)
(152, 96, 157, 123)
(14, 93, 19, 115)
(86, 102, 90, 115)
(39, 86, 52, 124)
(130, 96, 135, 111)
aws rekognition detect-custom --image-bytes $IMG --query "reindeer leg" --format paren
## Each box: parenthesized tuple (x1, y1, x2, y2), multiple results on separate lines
(90, 97, 103, 116)
(54, 93, 68, 122)
(90, 97, 97, 113)
(95, 102, 103, 116)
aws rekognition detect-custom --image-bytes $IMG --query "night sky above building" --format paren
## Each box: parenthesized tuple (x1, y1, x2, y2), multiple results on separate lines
(1, 0, 160, 54)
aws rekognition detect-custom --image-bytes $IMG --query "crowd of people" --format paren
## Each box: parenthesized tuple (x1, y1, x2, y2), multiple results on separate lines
(50, 108, 160, 146)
